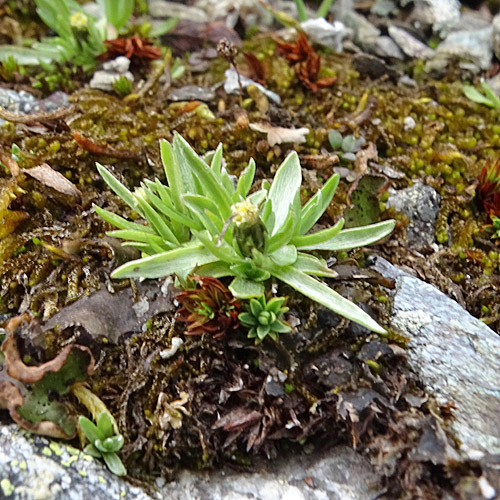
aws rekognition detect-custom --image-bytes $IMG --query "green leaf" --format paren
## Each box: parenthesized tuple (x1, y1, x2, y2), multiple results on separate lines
(93, 206, 154, 234)
(481, 80, 500, 109)
(150, 16, 179, 37)
(271, 321, 292, 333)
(235, 159, 256, 200)
(266, 297, 287, 314)
(97, 413, 114, 439)
(97, 164, 138, 213)
(83, 444, 102, 458)
(328, 129, 343, 150)
(106, 230, 170, 253)
(292, 218, 344, 247)
(102, 435, 124, 453)
(269, 245, 297, 266)
(247, 188, 268, 207)
(0, 45, 59, 65)
(111, 245, 218, 279)
(294, 252, 337, 278)
(209, 143, 223, 178)
(266, 152, 302, 235)
(173, 134, 232, 218)
(192, 230, 239, 264)
(239, 312, 258, 326)
(270, 267, 386, 334)
(97, 0, 134, 30)
(133, 193, 180, 246)
(250, 298, 264, 316)
(183, 194, 225, 228)
(463, 85, 495, 107)
(161, 139, 188, 213)
(266, 210, 297, 254)
(229, 277, 264, 298)
(297, 220, 395, 251)
(299, 173, 339, 234)
(196, 261, 234, 278)
(79, 416, 104, 444)
(142, 183, 201, 235)
(102, 452, 127, 476)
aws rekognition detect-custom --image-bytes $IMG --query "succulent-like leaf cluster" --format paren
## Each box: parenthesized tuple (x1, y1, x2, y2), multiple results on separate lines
(239, 295, 291, 343)
(79, 412, 126, 476)
(96, 133, 395, 333)
(176, 275, 241, 337)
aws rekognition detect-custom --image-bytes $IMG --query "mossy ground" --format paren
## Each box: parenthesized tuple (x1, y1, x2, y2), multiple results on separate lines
(0, 30, 499, 499)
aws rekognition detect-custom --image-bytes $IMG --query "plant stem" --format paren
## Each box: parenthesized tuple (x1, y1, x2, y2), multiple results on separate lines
(294, 0, 308, 21)
(317, 0, 335, 18)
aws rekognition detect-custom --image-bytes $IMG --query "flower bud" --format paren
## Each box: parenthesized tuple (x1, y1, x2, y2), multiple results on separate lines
(231, 199, 267, 257)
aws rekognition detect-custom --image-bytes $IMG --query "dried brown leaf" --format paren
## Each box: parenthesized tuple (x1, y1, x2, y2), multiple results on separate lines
(22, 163, 82, 203)
(249, 121, 309, 147)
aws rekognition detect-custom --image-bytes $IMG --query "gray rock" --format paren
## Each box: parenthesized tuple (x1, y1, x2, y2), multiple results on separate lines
(0, 425, 156, 500)
(0, 89, 70, 125)
(102, 56, 130, 74)
(90, 71, 134, 92)
(162, 446, 382, 500)
(388, 25, 435, 59)
(301, 18, 347, 52)
(371, 0, 398, 17)
(148, 0, 207, 21)
(341, 10, 380, 50)
(224, 68, 281, 104)
(405, 0, 460, 37)
(435, 27, 493, 72)
(168, 85, 216, 102)
(451, 10, 492, 33)
(386, 182, 440, 248)
(372, 258, 500, 459)
(372, 35, 405, 60)
(90, 57, 133, 92)
(0, 424, 383, 500)
(492, 14, 500, 61)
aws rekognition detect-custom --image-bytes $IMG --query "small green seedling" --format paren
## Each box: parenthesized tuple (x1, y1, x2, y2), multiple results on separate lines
(328, 129, 365, 162)
(293, 0, 336, 21)
(239, 295, 291, 343)
(79, 413, 126, 476)
(491, 216, 500, 239)
(463, 81, 500, 109)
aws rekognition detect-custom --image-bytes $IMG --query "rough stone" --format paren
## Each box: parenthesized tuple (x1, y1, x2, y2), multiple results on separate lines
(492, 13, 500, 61)
(386, 182, 440, 248)
(0, 424, 383, 500)
(224, 68, 281, 104)
(372, 258, 500, 459)
(341, 10, 380, 50)
(301, 18, 347, 52)
(388, 25, 435, 59)
(435, 27, 493, 72)
(405, 0, 460, 37)
(148, 1, 207, 21)
(372, 36, 405, 60)
(90, 57, 133, 92)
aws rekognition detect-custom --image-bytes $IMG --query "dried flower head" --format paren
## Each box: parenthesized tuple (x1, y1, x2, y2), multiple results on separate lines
(103, 35, 161, 62)
(274, 32, 335, 92)
(476, 158, 500, 219)
(176, 276, 241, 337)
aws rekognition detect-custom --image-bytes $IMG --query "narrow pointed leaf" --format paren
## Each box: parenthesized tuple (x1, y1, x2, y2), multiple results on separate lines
(300, 173, 339, 234)
(236, 159, 256, 199)
(267, 152, 302, 235)
(292, 218, 344, 247)
(111, 246, 218, 279)
(94, 206, 154, 233)
(270, 267, 385, 334)
(229, 277, 265, 298)
(297, 220, 395, 251)
(97, 164, 138, 212)
(294, 253, 337, 278)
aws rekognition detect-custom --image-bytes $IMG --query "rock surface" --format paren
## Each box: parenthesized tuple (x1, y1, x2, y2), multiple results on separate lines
(373, 257, 500, 458)
(0, 424, 382, 500)
(386, 182, 441, 248)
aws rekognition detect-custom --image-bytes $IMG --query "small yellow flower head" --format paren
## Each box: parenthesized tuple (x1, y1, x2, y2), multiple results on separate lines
(70, 12, 88, 30)
(231, 199, 259, 228)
